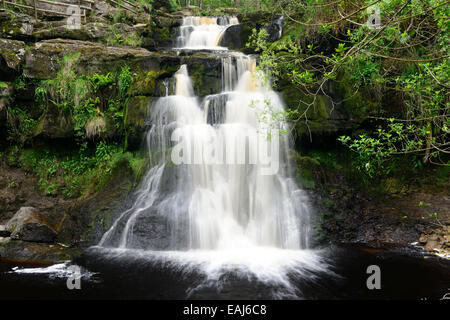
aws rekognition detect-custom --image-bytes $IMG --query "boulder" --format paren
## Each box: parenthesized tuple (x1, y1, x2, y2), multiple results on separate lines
(219, 24, 244, 51)
(0, 38, 27, 79)
(94, 0, 113, 16)
(0, 236, 10, 244)
(5, 207, 57, 243)
(0, 10, 35, 40)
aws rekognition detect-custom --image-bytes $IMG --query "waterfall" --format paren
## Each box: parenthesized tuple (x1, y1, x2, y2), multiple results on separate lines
(97, 16, 322, 298)
(100, 56, 311, 250)
(176, 16, 239, 50)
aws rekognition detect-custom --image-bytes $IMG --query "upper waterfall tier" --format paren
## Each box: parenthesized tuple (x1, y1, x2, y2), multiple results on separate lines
(175, 16, 239, 50)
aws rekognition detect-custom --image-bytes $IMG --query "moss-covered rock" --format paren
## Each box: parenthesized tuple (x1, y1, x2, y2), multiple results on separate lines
(187, 54, 222, 96)
(293, 154, 321, 190)
(34, 106, 75, 139)
(0, 11, 35, 40)
(126, 95, 152, 129)
(33, 21, 111, 42)
(130, 69, 170, 96)
(24, 39, 153, 79)
(335, 71, 380, 122)
(281, 79, 353, 141)
(0, 38, 27, 79)
(57, 156, 137, 246)
(124, 96, 154, 149)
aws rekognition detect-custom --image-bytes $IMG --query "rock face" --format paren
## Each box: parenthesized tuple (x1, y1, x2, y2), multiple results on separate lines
(17, 38, 222, 141)
(0, 38, 27, 80)
(220, 15, 284, 51)
(219, 24, 244, 51)
(5, 207, 57, 243)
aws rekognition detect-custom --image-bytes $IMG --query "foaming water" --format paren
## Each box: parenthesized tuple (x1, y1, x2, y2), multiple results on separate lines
(8, 262, 98, 281)
(87, 246, 332, 299)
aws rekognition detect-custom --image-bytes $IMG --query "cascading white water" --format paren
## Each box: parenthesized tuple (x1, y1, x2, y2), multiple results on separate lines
(97, 16, 325, 298)
(100, 56, 310, 251)
(176, 16, 239, 50)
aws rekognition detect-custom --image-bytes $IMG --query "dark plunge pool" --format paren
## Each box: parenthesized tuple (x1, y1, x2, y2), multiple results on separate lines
(0, 245, 449, 300)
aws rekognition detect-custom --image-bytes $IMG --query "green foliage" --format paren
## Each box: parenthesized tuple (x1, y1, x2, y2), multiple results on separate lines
(118, 65, 132, 98)
(10, 144, 147, 198)
(418, 201, 431, 207)
(34, 54, 134, 142)
(6, 105, 37, 146)
(167, 0, 179, 11)
(87, 73, 115, 93)
(136, 0, 154, 10)
(105, 25, 143, 47)
(249, 0, 449, 172)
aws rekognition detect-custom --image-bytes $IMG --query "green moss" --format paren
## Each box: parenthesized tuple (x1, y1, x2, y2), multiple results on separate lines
(298, 167, 316, 189)
(130, 70, 162, 96)
(335, 72, 379, 121)
(125, 95, 152, 128)
(382, 177, 408, 195)
(292, 153, 320, 190)
(189, 63, 205, 95)
(314, 95, 330, 119)
(7, 142, 146, 199)
(153, 26, 171, 42)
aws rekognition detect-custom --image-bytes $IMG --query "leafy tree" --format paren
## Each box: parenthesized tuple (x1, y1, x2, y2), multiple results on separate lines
(249, 0, 449, 173)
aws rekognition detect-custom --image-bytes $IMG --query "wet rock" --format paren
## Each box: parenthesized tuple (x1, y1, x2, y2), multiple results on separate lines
(219, 24, 244, 50)
(264, 15, 284, 42)
(126, 95, 153, 128)
(56, 159, 137, 246)
(419, 225, 450, 256)
(424, 240, 440, 251)
(0, 240, 82, 264)
(6, 207, 57, 243)
(128, 213, 172, 250)
(0, 225, 10, 237)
